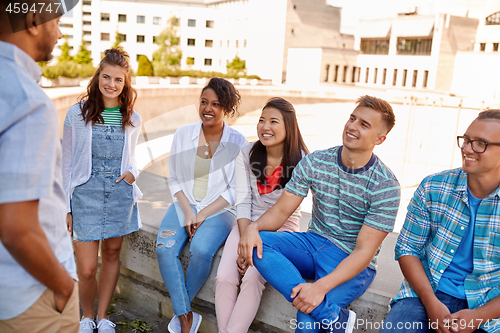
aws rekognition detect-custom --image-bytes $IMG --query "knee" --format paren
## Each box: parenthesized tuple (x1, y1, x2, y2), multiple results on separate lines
(216, 271, 239, 290)
(101, 247, 121, 263)
(189, 243, 216, 262)
(78, 264, 98, 280)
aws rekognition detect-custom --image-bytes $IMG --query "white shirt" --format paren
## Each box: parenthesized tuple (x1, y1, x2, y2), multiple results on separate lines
(235, 142, 302, 231)
(169, 121, 247, 212)
(62, 103, 143, 213)
(0, 41, 77, 320)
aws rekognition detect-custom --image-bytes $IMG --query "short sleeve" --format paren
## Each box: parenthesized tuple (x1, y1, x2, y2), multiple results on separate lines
(284, 155, 311, 198)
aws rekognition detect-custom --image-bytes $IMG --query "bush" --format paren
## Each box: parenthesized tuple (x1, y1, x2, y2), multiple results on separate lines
(41, 62, 96, 79)
(137, 55, 154, 76)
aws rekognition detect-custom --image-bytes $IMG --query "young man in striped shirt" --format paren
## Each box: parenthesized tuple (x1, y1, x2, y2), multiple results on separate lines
(382, 110, 500, 333)
(239, 95, 401, 333)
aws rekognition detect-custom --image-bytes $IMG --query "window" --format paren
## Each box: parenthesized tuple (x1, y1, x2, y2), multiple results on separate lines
(357, 67, 361, 82)
(118, 14, 126, 22)
(83, 21, 91, 26)
(172, 17, 179, 26)
(153, 36, 157, 43)
(101, 33, 110, 41)
(412, 70, 418, 87)
(333, 65, 339, 82)
(423, 70, 429, 88)
(59, 23, 73, 28)
(402, 69, 408, 87)
(244, 39, 247, 47)
(137, 15, 145, 24)
(205, 39, 213, 47)
(373, 68, 378, 84)
(67, 35, 73, 39)
(382, 68, 387, 85)
(360, 38, 390, 55)
(187, 38, 195, 46)
(397, 38, 432, 55)
(83, 11, 91, 16)
(227, 40, 230, 47)
(188, 19, 196, 27)
(486, 11, 500, 25)
(85, 41, 91, 46)
(83, 30, 91, 36)
(136, 54, 145, 61)
(101, 13, 110, 21)
(220, 40, 222, 47)
(137, 35, 145, 43)
(82, 0, 91, 5)
(119, 34, 126, 42)
(204, 58, 212, 66)
(236, 40, 239, 48)
(392, 69, 398, 86)
(343, 66, 348, 83)
(186, 57, 194, 65)
(153, 16, 161, 25)
(324, 64, 330, 82)
(206, 20, 214, 28)
(494, 43, 499, 51)
(480, 43, 486, 51)
(351, 67, 356, 83)
(365, 68, 369, 83)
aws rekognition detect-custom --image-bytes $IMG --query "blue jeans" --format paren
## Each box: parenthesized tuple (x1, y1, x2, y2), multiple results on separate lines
(381, 291, 487, 332)
(254, 231, 376, 333)
(156, 202, 236, 316)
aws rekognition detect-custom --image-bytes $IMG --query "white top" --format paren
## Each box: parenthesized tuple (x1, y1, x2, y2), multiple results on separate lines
(235, 142, 302, 231)
(169, 121, 247, 212)
(62, 103, 143, 214)
(0, 41, 77, 320)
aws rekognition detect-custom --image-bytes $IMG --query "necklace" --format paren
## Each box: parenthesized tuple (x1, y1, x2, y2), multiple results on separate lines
(202, 127, 223, 158)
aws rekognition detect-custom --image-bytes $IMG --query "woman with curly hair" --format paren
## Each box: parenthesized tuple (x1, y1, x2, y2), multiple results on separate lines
(62, 48, 142, 333)
(156, 77, 247, 333)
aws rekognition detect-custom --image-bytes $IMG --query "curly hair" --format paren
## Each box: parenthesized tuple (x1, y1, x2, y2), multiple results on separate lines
(78, 48, 137, 131)
(200, 77, 240, 117)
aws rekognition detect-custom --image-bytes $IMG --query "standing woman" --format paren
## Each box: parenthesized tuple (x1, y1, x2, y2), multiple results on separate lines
(156, 77, 247, 333)
(215, 97, 309, 333)
(62, 48, 142, 333)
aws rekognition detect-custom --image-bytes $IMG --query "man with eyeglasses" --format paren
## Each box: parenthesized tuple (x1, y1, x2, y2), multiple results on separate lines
(381, 110, 500, 333)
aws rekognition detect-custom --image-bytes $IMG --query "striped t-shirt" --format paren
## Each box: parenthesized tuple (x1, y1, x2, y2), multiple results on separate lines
(285, 146, 401, 269)
(100, 105, 122, 126)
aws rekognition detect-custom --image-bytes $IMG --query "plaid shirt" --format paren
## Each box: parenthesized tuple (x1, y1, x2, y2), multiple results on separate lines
(394, 168, 500, 332)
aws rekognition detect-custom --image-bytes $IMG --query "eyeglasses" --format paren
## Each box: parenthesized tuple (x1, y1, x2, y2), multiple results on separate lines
(457, 136, 500, 153)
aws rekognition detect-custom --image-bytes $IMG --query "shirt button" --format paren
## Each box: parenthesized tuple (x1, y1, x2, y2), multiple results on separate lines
(461, 226, 465, 230)
(440, 269, 444, 273)
(451, 249, 455, 253)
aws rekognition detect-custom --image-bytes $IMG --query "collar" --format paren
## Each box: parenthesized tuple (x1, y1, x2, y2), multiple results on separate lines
(458, 168, 500, 200)
(0, 41, 42, 83)
(191, 120, 229, 149)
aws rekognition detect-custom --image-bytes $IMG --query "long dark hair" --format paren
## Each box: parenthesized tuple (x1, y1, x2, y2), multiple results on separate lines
(78, 48, 137, 131)
(250, 97, 309, 190)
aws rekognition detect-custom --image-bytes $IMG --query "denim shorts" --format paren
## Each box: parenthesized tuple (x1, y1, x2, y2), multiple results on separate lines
(71, 125, 139, 241)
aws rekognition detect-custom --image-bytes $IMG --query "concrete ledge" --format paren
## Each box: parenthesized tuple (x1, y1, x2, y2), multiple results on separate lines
(117, 212, 403, 333)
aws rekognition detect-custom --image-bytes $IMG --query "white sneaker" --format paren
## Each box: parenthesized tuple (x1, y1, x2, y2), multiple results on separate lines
(79, 317, 96, 333)
(97, 318, 116, 333)
(167, 315, 180, 333)
(190, 312, 202, 333)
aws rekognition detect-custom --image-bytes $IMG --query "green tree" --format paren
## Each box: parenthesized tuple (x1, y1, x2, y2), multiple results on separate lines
(226, 55, 247, 77)
(75, 40, 92, 65)
(152, 16, 182, 69)
(58, 36, 73, 63)
(137, 55, 154, 76)
(112, 29, 123, 50)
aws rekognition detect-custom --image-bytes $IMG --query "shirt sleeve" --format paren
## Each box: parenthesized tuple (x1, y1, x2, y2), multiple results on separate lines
(395, 180, 432, 260)
(128, 113, 142, 179)
(0, 99, 57, 204)
(284, 154, 311, 198)
(62, 115, 73, 212)
(168, 130, 182, 197)
(363, 178, 401, 233)
(235, 148, 252, 220)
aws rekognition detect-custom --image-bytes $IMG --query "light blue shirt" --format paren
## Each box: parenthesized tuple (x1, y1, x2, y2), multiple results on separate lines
(0, 41, 77, 320)
(437, 187, 480, 299)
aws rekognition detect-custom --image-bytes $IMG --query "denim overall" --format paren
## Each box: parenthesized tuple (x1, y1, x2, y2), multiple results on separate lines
(72, 125, 138, 241)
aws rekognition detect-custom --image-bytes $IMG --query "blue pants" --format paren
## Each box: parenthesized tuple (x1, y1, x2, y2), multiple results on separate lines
(254, 231, 375, 333)
(381, 291, 487, 332)
(156, 202, 235, 316)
